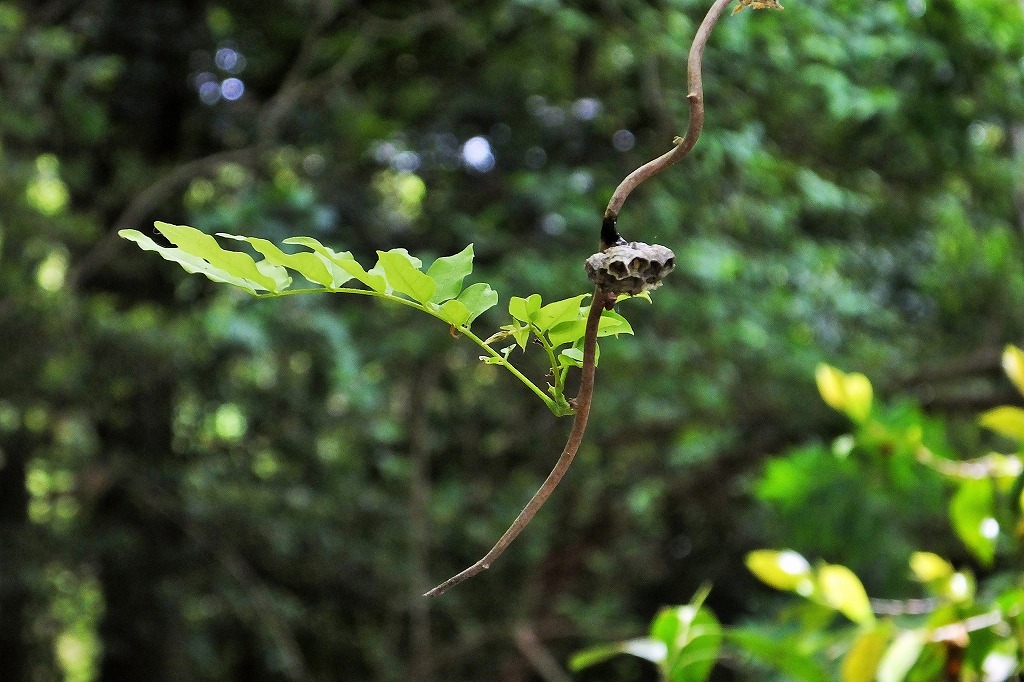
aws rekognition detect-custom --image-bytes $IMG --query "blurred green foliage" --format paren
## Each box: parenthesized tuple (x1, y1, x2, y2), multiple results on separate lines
(1, 0, 1023, 680)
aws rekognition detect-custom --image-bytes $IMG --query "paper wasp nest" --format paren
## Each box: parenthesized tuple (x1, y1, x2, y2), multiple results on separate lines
(584, 242, 675, 295)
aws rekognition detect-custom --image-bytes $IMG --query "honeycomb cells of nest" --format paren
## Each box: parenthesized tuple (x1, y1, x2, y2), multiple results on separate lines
(584, 242, 676, 295)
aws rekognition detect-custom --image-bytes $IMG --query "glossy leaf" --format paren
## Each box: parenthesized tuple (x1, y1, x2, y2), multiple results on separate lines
(217, 233, 334, 287)
(950, 479, 997, 566)
(426, 244, 473, 303)
(979, 406, 1024, 442)
(1002, 344, 1024, 396)
(456, 283, 498, 325)
(817, 564, 874, 626)
(597, 308, 634, 337)
(816, 364, 873, 423)
(375, 249, 435, 303)
(746, 550, 814, 595)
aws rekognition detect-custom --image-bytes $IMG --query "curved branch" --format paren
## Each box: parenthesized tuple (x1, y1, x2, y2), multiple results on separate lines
(424, 288, 609, 597)
(604, 0, 733, 221)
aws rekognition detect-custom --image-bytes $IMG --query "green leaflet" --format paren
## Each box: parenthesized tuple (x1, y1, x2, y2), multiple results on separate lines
(375, 249, 435, 304)
(218, 233, 334, 287)
(426, 244, 473, 303)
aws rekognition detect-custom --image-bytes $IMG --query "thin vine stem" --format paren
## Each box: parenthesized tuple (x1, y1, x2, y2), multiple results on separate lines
(604, 0, 733, 221)
(257, 287, 559, 412)
(424, 288, 609, 597)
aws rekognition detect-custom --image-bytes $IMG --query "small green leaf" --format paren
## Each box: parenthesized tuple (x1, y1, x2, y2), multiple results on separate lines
(119, 229, 262, 294)
(426, 244, 473, 303)
(547, 319, 587, 347)
(534, 294, 588, 332)
(817, 564, 874, 626)
(509, 294, 541, 323)
(597, 308, 634, 337)
(154, 222, 289, 292)
(745, 550, 814, 595)
(437, 299, 471, 327)
(1002, 345, 1024, 396)
(816, 364, 873, 423)
(559, 347, 584, 368)
(457, 283, 498, 325)
(979, 406, 1024, 441)
(876, 630, 925, 682)
(217, 233, 334, 287)
(950, 479, 998, 566)
(651, 602, 722, 682)
(842, 627, 890, 682)
(375, 249, 435, 304)
(281, 236, 358, 287)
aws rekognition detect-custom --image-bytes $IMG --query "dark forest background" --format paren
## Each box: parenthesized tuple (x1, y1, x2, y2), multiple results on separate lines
(1, 0, 1023, 679)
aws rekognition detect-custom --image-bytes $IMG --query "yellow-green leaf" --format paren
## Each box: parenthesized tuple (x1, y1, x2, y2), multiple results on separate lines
(876, 630, 925, 682)
(817, 564, 874, 625)
(745, 550, 814, 595)
(154, 222, 289, 292)
(841, 628, 890, 682)
(281, 236, 358, 287)
(908, 552, 953, 583)
(217, 233, 334, 287)
(979, 406, 1024, 442)
(815, 364, 873, 423)
(375, 249, 435, 304)
(1003, 345, 1024, 397)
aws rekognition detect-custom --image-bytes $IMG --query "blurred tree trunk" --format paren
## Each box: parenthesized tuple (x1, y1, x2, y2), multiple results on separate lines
(0, 430, 29, 682)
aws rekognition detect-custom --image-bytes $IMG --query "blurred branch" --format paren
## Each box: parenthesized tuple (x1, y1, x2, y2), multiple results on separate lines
(513, 625, 572, 682)
(68, 147, 261, 288)
(425, 290, 610, 597)
(604, 0, 733, 222)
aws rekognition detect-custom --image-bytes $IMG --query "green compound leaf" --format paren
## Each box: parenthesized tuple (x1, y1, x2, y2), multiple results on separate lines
(120, 228, 265, 294)
(217, 233, 334, 287)
(375, 249, 435, 304)
(281, 236, 358, 287)
(509, 293, 541, 323)
(456, 283, 497, 325)
(426, 244, 474, 303)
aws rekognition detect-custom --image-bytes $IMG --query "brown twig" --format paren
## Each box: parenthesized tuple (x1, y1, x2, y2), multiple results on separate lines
(604, 0, 734, 221)
(425, 289, 609, 597)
